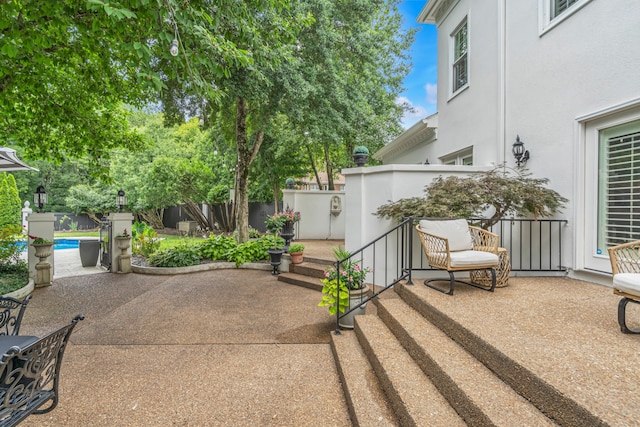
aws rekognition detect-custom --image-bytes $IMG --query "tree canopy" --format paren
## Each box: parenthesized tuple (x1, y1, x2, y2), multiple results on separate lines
(375, 167, 569, 227)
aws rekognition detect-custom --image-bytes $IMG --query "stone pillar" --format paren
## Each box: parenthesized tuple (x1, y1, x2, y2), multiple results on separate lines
(109, 212, 134, 273)
(27, 213, 55, 284)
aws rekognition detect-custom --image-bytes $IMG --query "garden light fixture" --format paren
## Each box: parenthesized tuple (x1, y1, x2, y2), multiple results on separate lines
(116, 189, 127, 212)
(33, 185, 47, 212)
(512, 135, 530, 167)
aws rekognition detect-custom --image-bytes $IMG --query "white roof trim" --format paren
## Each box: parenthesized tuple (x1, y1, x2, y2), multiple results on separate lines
(374, 113, 438, 161)
(418, 0, 460, 24)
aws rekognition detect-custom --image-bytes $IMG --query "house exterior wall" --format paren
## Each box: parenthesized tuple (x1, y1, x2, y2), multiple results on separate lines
(433, 0, 503, 167)
(408, 0, 640, 281)
(282, 190, 345, 240)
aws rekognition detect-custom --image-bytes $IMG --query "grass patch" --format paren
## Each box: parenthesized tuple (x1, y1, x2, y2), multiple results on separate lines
(55, 231, 99, 238)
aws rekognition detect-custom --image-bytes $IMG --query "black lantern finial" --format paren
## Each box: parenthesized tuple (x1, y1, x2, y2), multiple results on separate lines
(512, 135, 530, 167)
(116, 189, 127, 212)
(33, 185, 47, 212)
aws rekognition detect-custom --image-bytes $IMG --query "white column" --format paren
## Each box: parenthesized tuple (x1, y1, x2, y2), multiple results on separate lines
(21, 201, 32, 234)
(26, 213, 55, 280)
(108, 212, 134, 273)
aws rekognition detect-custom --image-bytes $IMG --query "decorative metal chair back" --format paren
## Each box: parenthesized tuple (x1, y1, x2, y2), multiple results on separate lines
(0, 295, 31, 336)
(0, 314, 84, 425)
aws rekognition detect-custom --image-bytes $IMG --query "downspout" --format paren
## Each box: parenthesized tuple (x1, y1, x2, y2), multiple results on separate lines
(498, 0, 507, 166)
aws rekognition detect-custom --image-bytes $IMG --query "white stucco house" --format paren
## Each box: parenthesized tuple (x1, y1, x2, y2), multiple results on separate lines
(342, 0, 640, 285)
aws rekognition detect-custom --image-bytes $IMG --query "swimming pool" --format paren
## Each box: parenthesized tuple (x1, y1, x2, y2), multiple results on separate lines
(15, 239, 82, 251)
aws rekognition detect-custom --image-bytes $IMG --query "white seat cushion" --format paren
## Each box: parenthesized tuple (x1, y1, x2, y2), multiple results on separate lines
(419, 219, 474, 251)
(449, 250, 499, 268)
(613, 273, 640, 297)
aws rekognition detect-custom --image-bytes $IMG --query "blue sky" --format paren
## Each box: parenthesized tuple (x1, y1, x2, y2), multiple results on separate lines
(397, 1, 438, 129)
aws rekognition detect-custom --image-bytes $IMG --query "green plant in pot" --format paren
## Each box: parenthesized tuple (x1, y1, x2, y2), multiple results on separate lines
(265, 213, 286, 274)
(318, 247, 370, 329)
(352, 145, 370, 167)
(288, 243, 305, 265)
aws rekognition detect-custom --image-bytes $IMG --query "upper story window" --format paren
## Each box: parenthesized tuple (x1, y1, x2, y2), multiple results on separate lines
(552, 0, 579, 19)
(539, 0, 592, 35)
(451, 19, 468, 95)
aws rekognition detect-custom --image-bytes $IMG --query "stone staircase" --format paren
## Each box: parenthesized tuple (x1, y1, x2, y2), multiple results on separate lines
(278, 257, 606, 427)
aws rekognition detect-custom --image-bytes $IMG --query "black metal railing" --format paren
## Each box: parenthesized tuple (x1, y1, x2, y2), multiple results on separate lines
(334, 217, 567, 333)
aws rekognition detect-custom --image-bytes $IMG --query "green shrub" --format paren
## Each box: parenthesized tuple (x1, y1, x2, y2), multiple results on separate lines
(199, 234, 238, 261)
(147, 242, 202, 267)
(0, 225, 23, 268)
(0, 260, 28, 295)
(132, 222, 161, 256)
(225, 236, 275, 266)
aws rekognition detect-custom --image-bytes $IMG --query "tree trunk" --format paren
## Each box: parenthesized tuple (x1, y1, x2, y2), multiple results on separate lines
(139, 209, 164, 229)
(323, 144, 334, 191)
(234, 97, 264, 243)
(307, 145, 322, 190)
(182, 199, 211, 231)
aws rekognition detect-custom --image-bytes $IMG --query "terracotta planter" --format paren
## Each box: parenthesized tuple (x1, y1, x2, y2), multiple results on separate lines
(290, 252, 303, 264)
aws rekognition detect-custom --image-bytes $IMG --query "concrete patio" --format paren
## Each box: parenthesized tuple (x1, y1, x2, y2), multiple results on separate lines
(15, 241, 640, 426)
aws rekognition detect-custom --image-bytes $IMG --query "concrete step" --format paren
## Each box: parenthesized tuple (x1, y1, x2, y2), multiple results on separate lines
(395, 283, 604, 427)
(277, 272, 323, 292)
(330, 329, 398, 427)
(354, 315, 466, 427)
(289, 261, 327, 279)
(377, 297, 556, 427)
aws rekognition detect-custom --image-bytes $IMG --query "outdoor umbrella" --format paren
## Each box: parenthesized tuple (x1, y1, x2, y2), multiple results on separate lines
(0, 147, 38, 172)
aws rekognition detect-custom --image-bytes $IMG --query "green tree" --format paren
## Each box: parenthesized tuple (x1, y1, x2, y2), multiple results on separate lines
(375, 167, 569, 227)
(0, 174, 21, 228)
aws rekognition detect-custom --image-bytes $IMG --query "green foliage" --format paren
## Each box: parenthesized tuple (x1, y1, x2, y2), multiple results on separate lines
(0, 225, 23, 268)
(225, 237, 273, 266)
(375, 166, 569, 228)
(131, 222, 160, 256)
(0, 174, 21, 229)
(147, 242, 202, 268)
(353, 146, 370, 155)
(288, 243, 305, 253)
(199, 235, 238, 261)
(0, 260, 28, 295)
(318, 246, 370, 315)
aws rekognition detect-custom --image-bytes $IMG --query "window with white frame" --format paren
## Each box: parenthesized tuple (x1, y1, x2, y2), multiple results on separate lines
(552, 0, 579, 19)
(539, 0, 593, 34)
(440, 147, 473, 166)
(451, 19, 468, 94)
(597, 119, 640, 250)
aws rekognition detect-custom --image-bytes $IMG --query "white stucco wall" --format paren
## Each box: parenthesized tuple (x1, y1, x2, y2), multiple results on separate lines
(433, 0, 503, 167)
(342, 164, 489, 284)
(282, 190, 345, 240)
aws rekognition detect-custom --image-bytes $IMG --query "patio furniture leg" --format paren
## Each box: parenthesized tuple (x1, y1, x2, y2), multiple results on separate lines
(424, 271, 456, 295)
(618, 298, 640, 334)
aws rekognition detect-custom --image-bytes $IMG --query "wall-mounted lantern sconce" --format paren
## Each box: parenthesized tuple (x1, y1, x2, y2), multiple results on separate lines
(33, 185, 47, 212)
(512, 135, 530, 167)
(116, 189, 127, 212)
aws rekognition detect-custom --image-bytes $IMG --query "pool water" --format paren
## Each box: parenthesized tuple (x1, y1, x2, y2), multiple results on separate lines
(15, 239, 81, 251)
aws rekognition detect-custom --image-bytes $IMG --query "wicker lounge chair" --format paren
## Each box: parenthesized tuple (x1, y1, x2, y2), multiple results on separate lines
(608, 240, 640, 333)
(416, 219, 500, 295)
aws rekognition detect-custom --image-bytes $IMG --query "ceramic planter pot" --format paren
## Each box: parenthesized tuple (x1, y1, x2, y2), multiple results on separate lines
(268, 249, 284, 275)
(339, 285, 369, 329)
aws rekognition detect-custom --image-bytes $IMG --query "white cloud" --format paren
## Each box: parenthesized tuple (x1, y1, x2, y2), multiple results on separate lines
(396, 96, 430, 129)
(425, 83, 437, 105)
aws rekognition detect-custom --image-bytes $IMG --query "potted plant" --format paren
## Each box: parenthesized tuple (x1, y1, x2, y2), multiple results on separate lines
(318, 247, 370, 329)
(285, 177, 295, 189)
(28, 235, 54, 259)
(265, 214, 286, 274)
(272, 207, 301, 251)
(115, 229, 131, 250)
(352, 146, 369, 167)
(288, 243, 305, 264)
